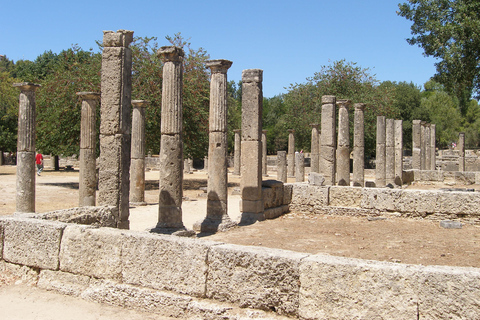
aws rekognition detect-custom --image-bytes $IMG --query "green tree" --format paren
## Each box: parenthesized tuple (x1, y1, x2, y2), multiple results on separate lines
(398, 0, 480, 114)
(0, 71, 19, 155)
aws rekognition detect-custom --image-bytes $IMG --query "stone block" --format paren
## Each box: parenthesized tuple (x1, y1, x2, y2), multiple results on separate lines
(240, 199, 264, 213)
(33, 206, 117, 228)
(454, 171, 476, 184)
(206, 244, 309, 316)
(121, 231, 218, 297)
(308, 172, 325, 186)
(291, 184, 329, 208)
(283, 184, 293, 205)
(0, 260, 39, 286)
(439, 220, 462, 229)
(299, 254, 419, 319)
(262, 180, 284, 209)
(329, 186, 362, 207)
(361, 188, 401, 212)
(2, 217, 66, 270)
(264, 205, 289, 219)
(0, 222, 3, 259)
(435, 191, 480, 216)
(103, 30, 134, 47)
(38, 270, 91, 296)
(416, 265, 480, 319)
(59, 225, 122, 280)
(396, 190, 439, 215)
(240, 141, 262, 200)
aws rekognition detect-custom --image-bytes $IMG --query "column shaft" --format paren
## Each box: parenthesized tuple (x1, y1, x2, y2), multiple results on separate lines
(430, 124, 436, 170)
(336, 100, 351, 186)
(375, 116, 386, 187)
(394, 120, 403, 185)
(320, 96, 336, 185)
(458, 132, 465, 172)
(412, 120, 421, 170)
(233, 129, 241, 175)
(310, 124, 320, 173)
(287, 129, 295, 177)
(130, 100, 148, 205)
(277, 151, 287, 183)
(353, 103, 365, 187)
(425, 124, 431, 170)
(295, 152, 305, 182)
(385, 118, 395, 187)
(262, 130, 267, 175)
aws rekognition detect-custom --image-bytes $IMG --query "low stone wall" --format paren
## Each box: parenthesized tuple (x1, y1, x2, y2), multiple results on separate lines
(289, 183, 480, 224)
(408, 169, 480, 185)
(1, 216, 479, 319)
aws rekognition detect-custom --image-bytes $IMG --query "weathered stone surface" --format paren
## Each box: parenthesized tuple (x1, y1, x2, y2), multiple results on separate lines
(0, 260, 39, 286)
(329, 186, 362, 207)
(0, 222, 3, 258)
(376, 116, 386, 187)
(283, 184, 293, 205)
(79, 148, 97, 206)
(277, 151, 287, 183)
(59, 225, 122, 280)
(308, 172, 325, 186)
(2, 217, 66, 270)
(439, 220, 462, 229)
(14, 83, 40, 152)
(394, 119, 403, 185)
(264, 206, 289, 219)
(353, 103, 365, 187)
(130, 158, 146, 204)
(15, 151, 36, 213)
(336, 100, 350, 186)
(434, 191, 480, 216)
(385, 118, 395, 186)
(412, 119, 422, 170)
(33, 206, 117, 228)
(233, 129, 241, 175)
(290, 184, 329, 208)
(206, 131, 228, 218)
(240, 140, 262, 201)
(241, 69, 263, 141)
(416, 265, 480, 319)
(262, 180, 284, 209)
(102, 30, 133, 47)
(319, 146, 336, 186)
(295, 152, 305, 182)
(310, 124, 319, 173)
(320, 96, 336, 186)
(206, 243, 309, 316)
(299, 254, 419, 319)
(361, 188, 401, 212)
(38, 270, 91, 296)
(287, 129, 295, 177)
(122, 231, 218, 297)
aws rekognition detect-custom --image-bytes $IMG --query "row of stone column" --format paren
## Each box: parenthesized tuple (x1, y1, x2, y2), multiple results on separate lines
(412, 120, 437, 171)
(375, 117, 404, 187)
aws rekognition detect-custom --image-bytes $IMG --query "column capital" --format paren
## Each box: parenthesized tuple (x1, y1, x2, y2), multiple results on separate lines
(233, 129, 241, 133)
(425, 123, 431, 127)
(412, 119, 421, 125)
(322, 95, 336, 104)
(132, 100, 149, 108)
(421, 121, 427, 125)
(288, 129, 295, 133)
(242, 69, 263, 83)
(157, 46, 184, 63)
(13, 82, 41, 91)
(354, 103, 366, 110)
(206, 59, 233, 73)
(309, 123, 319, 128)
(336, 99, 352, 108)
(77, 92, 100, 100)
(103, 30, 134, 47)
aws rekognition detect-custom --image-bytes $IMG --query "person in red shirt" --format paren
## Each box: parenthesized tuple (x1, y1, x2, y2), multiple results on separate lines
(35, 153, 43, 176)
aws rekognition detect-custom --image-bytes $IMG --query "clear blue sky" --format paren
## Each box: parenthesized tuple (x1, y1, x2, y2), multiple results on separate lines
(1, 0, 437, 98)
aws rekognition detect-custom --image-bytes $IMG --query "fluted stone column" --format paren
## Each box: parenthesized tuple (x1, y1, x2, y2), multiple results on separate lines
(287, 129, 295, 177)
(130, 99, 148, 206)
(430, 124, 436, 170)
(78, 92, 100, 207)
(310, 124, 320, 173)
(320, 96, 336, 185)
(14, 82, 40, 213)
(194, 59, 235, 233)
(155, 46, 191, 235)
(262, 130, 268, 176)
(98, 30, 133, 229)
(385, 119, 395, 187)
(277, 151, 287, 183)
(412, 120, 421, 170)
(394, 119, 403, 185)
(353, 103, 366, 187)
(336, 100, 351, 186)
(240, 69, 264, 224)
(420, 121, 426, 170)
(425, 123, 431, 170)
(375, 116, 386, 188)
(458, 132, 465, 172)
(233, 129, 241, 175)
(295, 152, 305, 182)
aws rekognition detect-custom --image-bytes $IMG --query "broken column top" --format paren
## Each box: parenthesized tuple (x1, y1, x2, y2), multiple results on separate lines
(206, 59, 233, 73)
(322, 95, 336, 104)
(103, 30, 134, 47)
(336, 99, 352, 107)
(288, 129, 295, 133)
(76, 92, 100, 100)
(242, 69, 263, 83)
(412, 119, 421, 125)
(13, 82, 41, 90)
(233, 129, 241, 133)
(132, 100, 149, 108)
(354, 103, 366, 110)
(157, 46, 184, 62)
(309, 123, 319, 128)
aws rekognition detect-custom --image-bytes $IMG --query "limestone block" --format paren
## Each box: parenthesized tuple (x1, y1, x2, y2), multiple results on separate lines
(38, 270, 91, 296)
(121, 231, 217, 297)
(33, 206, 117, 228)
(454, 171, 476, 185)
(414, 170, 443, 182)
(435, 191, 480, 216)
(283, 183, 293, 205)
(308, 172, 325, 186)
(299, 254, 419, 319)
(103, 30, 134, 47)
(329, 186, 362, 207)
(396, 190, 439, 215)
(291, 184, 329, 207)
(476, 172, 480, 184)
(0, 260, 39, 286)
(241, 70, 263, 142)
(206, 244, 309, 316)
(0, 220, 3, 258)
(59, 225, 122, 280)
(2, 217, 66, 270)
(83, 278, 191, 318)
(361, 188, 401, 212)
(159, 134, 183, 207)
(240, 141, 262, 200)
(16, 151, 36, 213)
(262, 180, 284, 209)
(416, 265, 480, 319)
(264, 206, 289, 219)
(240, 199, 264, 214)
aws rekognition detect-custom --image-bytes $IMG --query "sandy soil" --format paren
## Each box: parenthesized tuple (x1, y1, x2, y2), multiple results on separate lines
(1, 164, 479, 318)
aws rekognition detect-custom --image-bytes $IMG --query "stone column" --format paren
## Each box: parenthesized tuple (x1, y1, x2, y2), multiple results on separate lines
(310, 124, 320, 173)
(458, 132, 465, 172)
(287, 129, 295, 177)
(130, 99, 148, 206)
(262, 130, 268, 176)
(336, 99, 351, 186)
(277, 151, 287, 183)
(375, 116, 386, 188)
(240, 69, 264, 224)
(98, 30, 133, 229)
(77, 92, 100, 207)
(420, 121, 426, 170)
(425, 123, 431, 170)
(320, 96, 337, 185)
(430, 124, 436, 170)
(295, 152, 305, 182)
(14, 82, 40, 213)
(353, 103, 366, 187)
(385, 118, 395, 187)
(394, 119, 403, 185)
(204, 156, 208, 171)
(412, 120, 421, 170)
(233, 129, 241, 175)
(155, 46, 191, 235)
(194, 59, 235, 233)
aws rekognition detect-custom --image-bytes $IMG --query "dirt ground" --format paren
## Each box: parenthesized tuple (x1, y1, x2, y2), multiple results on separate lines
(1, 164, 479, 319)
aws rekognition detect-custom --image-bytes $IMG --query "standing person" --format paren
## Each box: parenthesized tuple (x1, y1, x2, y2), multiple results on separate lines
(35, 152, 43, 176)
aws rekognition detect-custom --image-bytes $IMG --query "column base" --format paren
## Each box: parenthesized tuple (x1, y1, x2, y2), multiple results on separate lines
(193, 215, 237, 234)
(150, 226, 195, 237)
(239, 212, 265, 226)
